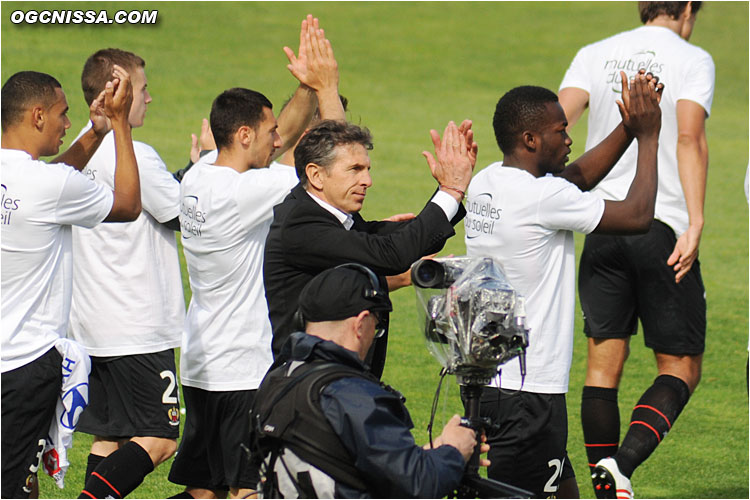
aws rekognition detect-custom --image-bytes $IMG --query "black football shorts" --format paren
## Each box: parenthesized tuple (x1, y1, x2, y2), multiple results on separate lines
(76, 349, 181, 438)
(2, 348, 62, 498)
(168, 387, 260, 491)
(579, 220, 706, 355)
(477, 387, 575, 498)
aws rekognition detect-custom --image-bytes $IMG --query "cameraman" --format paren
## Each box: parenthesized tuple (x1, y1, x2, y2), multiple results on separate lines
(252, 264, 486, 498)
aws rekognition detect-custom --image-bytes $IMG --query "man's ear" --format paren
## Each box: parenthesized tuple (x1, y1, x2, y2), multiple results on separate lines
(31, 106, 45, 132)
(685, 0, 694, 18)
(236, 125, 255, 148)
(353, 310, 370, 340)
(521, 130, 537, 151)
(305, 162, 325, 190)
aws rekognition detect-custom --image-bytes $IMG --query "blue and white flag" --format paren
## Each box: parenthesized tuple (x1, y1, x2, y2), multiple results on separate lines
(42, 338, 91, 489)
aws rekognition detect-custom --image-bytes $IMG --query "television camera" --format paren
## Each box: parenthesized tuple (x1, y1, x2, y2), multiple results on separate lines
(412, 256, 531, 498)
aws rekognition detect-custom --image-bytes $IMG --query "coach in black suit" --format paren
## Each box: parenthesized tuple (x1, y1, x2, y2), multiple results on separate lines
(263, 119, 477, 377)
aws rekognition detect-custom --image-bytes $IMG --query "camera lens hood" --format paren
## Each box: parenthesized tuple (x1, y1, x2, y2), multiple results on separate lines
(411, 259, 447, 288)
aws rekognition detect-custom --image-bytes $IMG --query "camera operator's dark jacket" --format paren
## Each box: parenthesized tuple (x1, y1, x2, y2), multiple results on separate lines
(254, 331, 466, 498)
(263, 183, 465, 377)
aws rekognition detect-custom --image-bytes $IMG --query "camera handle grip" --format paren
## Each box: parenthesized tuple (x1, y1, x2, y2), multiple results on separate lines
(453, 385, 533, 498)
(459, 385, 486, 474)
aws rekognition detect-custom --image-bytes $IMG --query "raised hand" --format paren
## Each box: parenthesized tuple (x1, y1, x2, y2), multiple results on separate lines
(190, 118, 216, 163)
(616, 70, 661, 140)
(457, 119, 479, 168)
(104, 64, 133, 127)
(644, 71, 665, 103)
(283, 16, 312, 84)
(422, 121, 475, 202)
(284, 15, 338, 93)
(89, 89, 111, 138)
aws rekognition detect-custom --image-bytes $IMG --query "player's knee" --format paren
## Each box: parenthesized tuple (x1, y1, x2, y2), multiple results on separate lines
(133, 437, 177, 465)
(154, 438, 178, 464)
(656, 353, 702, 394)
(585, 362, 624, 388)
(586, 338, 629, 386)
(230, 487, 258, 499)
(186, 487, 226, 499)
(686, 365, 702, 394)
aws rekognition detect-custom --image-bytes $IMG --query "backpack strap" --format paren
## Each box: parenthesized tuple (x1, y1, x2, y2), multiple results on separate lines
(252, 361, 375, 492)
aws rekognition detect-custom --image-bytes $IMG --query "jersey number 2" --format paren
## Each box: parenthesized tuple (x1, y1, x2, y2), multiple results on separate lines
(544, 458, 563, 493)
(160, 370, 178, 404)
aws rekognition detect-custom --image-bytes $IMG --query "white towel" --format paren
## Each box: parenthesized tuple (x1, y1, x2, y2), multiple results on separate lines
(42, 338, 91, 489)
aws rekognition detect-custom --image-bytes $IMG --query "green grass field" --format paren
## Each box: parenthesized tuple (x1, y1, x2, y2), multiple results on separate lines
(2, 2, 747, 498)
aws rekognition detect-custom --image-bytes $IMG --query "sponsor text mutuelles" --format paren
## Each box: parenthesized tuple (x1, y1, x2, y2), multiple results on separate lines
(464, 195, 502, 238)
(10, 9, 158, 25)
(180, 196, 205, 238)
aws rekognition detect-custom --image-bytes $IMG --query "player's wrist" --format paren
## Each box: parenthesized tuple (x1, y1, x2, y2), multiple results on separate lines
(439, 185, 465, 202)
(619, 122, 635, 140)
(297, 83, 316, 94)
(89, 124, 108, 140)
(315, 86, 340, 101)
(634, 133, 659, 146)
(111, 117, 132, 134)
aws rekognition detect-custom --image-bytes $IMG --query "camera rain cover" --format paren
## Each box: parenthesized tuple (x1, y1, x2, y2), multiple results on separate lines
(414, 256, 529, 380)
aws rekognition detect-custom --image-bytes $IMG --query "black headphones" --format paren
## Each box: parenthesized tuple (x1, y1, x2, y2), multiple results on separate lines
(334, 263, 388, 303)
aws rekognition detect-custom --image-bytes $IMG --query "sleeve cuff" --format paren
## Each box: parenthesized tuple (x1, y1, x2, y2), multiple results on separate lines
(430, 190, 459, 221)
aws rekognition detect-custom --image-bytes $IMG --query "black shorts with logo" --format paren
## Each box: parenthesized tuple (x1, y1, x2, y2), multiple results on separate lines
(477, 387, 575, 498)
(76, 349, 180, 438)
(1, 347, 62, 498)
(579, 220, 706, 355)
(168, 386, 260, 491)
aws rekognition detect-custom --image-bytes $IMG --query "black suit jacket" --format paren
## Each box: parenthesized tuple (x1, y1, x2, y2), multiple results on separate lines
(263, 183, 465, 376)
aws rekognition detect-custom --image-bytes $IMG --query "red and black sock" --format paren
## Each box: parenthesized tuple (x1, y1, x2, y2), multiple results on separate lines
(581, 385, 620, 473)
(79, 441, 154, 499)
(615, 374, 690, 478)
(84, 453, 106, 484)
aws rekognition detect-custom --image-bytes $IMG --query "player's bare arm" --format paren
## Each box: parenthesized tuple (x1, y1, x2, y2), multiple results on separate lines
(593, 72, 662, 234)
(667, 99, 708, 283)
(559, 70, 663, 192)
(102, 65, 142, 222)
(51, 89, 110, 170)
(558, 87, 590, 130)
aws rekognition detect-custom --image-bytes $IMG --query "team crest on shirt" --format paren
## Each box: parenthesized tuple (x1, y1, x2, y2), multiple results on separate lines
(167, 406, 180, 426)
(23, 473, 36, 493)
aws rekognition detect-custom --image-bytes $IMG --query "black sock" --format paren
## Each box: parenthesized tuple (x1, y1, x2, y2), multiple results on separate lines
(85, 453, 106, 484)
(581, 386, 620, 473)
(79, 441, 154, 498)
(615, 374, 690, 478)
